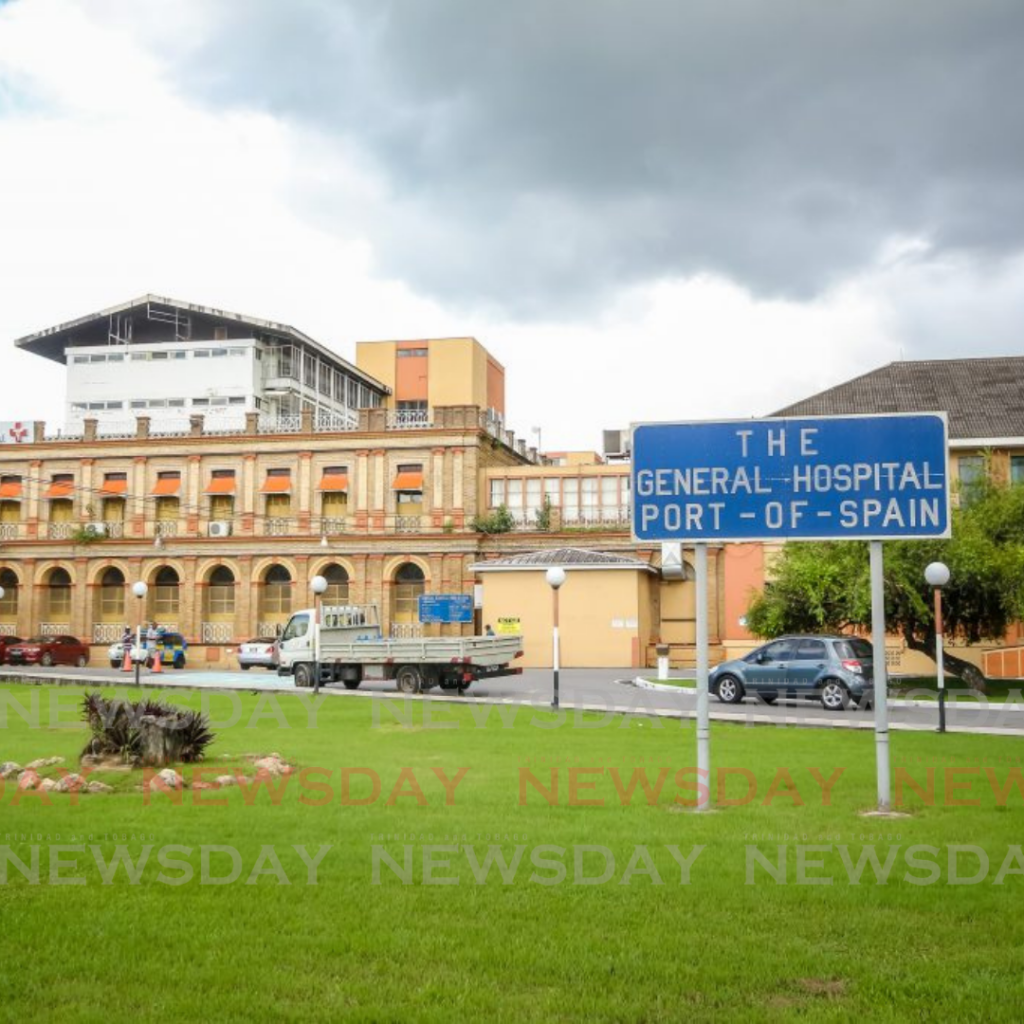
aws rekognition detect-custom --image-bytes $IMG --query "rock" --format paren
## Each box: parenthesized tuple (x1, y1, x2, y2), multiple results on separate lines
(85, 781, 114, 794)
(25, 757, 64, 770)
(39, 778, 58, 793)
(0, 761, 21, 779)
(215, 775, 239, 788)
(192, 781, 219, 791)
(54, 773, 86, 793)
(154, 768, 186, 790)
(17, 770, 39, 790)
(253, 755, 294, 777)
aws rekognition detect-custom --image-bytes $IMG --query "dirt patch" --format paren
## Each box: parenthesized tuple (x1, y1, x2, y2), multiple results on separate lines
(797, 978, 847, 997)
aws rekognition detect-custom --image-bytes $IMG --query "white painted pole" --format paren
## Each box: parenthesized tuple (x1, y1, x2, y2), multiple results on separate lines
(870, 541, 890, 811)
(695, 543, 710, 811)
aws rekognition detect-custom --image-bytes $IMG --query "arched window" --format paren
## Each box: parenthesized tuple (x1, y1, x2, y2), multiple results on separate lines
(98, 567, 125, 622)
(207, 566, 235, 620)
(0, 568, 18, 624)
(392, 563, 425, 624)
(153, 567, 180, 619)
(321, 563, 350, 606)
(261, 565, 292, 619)
(46, 567, 72, 621)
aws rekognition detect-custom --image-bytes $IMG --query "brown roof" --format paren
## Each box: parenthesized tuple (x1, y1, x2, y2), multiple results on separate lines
(772, 357, 1024, 440)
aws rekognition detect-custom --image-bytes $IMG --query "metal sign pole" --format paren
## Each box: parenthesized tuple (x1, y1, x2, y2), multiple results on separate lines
(695, 543, 710, 812)
(869, 540, 890, 811)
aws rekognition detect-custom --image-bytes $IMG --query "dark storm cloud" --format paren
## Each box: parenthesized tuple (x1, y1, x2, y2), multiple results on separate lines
(180, 0, 1024, 316)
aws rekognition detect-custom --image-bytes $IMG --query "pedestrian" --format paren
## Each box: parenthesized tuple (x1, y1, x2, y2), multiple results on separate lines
(147, 620, 159, 654)
(485, 624, 495, 636)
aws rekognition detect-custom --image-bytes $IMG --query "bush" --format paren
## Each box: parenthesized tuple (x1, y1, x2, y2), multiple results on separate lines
(471, 504, 516, 534)
(82, 692, 214, 766)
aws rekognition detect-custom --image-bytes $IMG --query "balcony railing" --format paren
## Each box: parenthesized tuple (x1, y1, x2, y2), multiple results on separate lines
(256, 621, 283, 639)
(92, 623, 123, 643)
(0, 623, 18, 637)
(258, 415, 302, 434)
(100, 520, 125, 539)
(390, 623, 424, 638)
(315, 410, 357, 432)
(39, 622, 69, 635)
(201, 622, 234, 643)
(320, 516, 350, 536)
(156, 520, 178, 538)
(387, 409, 432, 430)
(395, 515, 422, 533)
(47, 522, 75, 540)
(0, 523, 18, 540)
(265, 518, 294, 536)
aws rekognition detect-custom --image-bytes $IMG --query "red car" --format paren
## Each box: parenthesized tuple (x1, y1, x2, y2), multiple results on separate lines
(0, 635, 24, 664)
(6, 635, 90, 667)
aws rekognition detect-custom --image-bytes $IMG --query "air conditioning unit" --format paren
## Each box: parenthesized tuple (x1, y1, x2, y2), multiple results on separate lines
(209, 521, 233, 538)
(83, 522, 107, 537)
(602, 429, 631, 460)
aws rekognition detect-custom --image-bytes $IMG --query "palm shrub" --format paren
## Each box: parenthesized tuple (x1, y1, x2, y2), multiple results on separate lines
(81, 692, 214, 765)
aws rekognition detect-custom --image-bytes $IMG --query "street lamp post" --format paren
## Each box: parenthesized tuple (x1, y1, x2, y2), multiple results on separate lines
(545, 567, 566, 708)
(310, 574, 328, 696)
(925, 562, 951, 733)
(131, 581, 148, 687)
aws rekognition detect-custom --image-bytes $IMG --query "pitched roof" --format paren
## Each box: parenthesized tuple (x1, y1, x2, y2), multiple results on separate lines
(772, 357, 1024, 440)
(470, 547, 655, 572)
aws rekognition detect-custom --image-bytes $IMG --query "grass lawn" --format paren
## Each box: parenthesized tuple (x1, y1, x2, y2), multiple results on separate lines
(2, 681, 1024, 1022)
(889, 676, 1023, 703)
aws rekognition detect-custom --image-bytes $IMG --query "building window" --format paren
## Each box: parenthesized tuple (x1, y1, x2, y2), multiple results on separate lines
(1011, 456, 1024, 487)
(98, 567, 125, 621)
(958, 456, 986, 506)
(210, 494, 234, 520)
(544, 478, 561, 507)
(261, 565, 292, 617)
(266, 493, 291, 518)
(0, 569, 18, 619)
(490, 479, 504, 508)
(397, 347, 428, 358)
(153, 567, 180, 618)
(321, 563, 350, 605)
(46, 568, 72, 619)
(102, 498, 126, 523)
(207, 566, 235, 620)
(213, 327, 228, 341)
(393, 563, 425, 623)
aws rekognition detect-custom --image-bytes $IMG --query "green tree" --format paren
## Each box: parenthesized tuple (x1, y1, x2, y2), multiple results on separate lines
(745, 479, 1024, 688)
(471, 504, 516, 535)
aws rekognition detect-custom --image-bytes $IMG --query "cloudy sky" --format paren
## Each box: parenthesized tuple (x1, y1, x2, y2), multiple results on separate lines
(2, 0, 1023, 449)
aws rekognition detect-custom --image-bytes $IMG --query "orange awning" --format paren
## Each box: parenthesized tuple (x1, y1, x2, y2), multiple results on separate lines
(261, 475, 291, 493)
(206, 476, 236, 494)
(44, 481, 74, 499)
(0, 481, 22, 499)
(99, 479, 127, 496)
(318, 473, 349, 492)
(151, 477, 181, 496)
(392, 471, 423, 491)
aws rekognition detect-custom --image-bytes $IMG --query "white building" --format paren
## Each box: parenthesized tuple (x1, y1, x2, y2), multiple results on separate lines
(15, 294, 388, 435)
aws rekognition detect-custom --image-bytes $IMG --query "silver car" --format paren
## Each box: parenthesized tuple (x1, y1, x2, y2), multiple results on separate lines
(237, 638, 278, 670)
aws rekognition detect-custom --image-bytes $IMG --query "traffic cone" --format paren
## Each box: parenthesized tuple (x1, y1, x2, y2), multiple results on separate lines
(121, 645, 132, 672)
(151, 647, 163, 674)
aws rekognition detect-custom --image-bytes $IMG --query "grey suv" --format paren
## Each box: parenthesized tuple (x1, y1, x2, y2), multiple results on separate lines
(709, 636, 874, 711)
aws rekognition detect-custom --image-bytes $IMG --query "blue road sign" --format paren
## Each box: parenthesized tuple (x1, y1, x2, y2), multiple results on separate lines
(418, 594, 474, 624)
(631, 414, 950, 542)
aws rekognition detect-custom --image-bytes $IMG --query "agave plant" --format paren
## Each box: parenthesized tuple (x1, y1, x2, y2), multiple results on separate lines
(81, 692, 214, 766)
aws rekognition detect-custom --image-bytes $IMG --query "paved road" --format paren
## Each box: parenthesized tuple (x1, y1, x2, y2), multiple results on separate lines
(3, 664, 1022, 735)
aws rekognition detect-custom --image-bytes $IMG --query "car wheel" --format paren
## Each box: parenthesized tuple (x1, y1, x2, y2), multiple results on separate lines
(820, 679, 850, 711)
(294, 663, 313, 688)
(758, 692, 777, 705)
(343, 680, 361, 690)
(174, 656, 185, 670)
(395, 665, 422, 695)
(715, 674, 744, 704)
(240, 663, 251, 671)
(110, 661, 121, 669)
(76, 654, 88, 668)
(40, 652, 54, 667)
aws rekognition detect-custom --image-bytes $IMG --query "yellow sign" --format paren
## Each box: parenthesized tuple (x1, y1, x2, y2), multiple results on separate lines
(496, 617, 521, 635)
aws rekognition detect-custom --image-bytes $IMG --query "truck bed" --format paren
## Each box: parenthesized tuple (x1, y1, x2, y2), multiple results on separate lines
(319, 634, 522, 667)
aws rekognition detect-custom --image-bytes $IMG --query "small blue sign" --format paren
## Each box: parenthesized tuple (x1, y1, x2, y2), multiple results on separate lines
(632, 414, 950, 542)
(418, 594, 474, 624)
